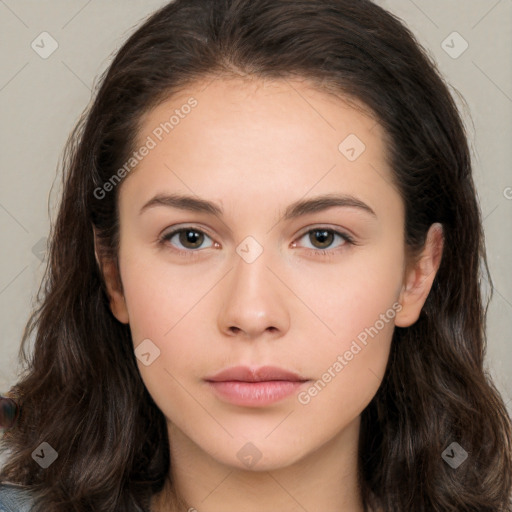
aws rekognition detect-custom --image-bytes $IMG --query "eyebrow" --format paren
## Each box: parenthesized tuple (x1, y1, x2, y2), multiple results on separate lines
(139, 192, 377, 219)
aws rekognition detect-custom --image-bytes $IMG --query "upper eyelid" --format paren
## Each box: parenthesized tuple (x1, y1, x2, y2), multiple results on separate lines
(295, 224, 353, 238)
(162, 224, 216, 239)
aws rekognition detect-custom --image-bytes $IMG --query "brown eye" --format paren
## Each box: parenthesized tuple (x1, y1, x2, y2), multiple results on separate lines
(178, 229, 204, 249)
(309, 229, 334, 249)
(161, 228, 214, 251)
(294, 227, 353, 253)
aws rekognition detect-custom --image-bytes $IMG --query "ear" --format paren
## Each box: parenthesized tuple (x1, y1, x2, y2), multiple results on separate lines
(93, 226, 130, 324)
(395, 223, 444, 327)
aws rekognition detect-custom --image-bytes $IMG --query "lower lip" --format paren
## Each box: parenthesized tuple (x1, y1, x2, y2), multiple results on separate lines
(207, 380, 307, 407)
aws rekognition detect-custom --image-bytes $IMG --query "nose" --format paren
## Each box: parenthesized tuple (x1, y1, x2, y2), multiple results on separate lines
(217, 246, 290, 340)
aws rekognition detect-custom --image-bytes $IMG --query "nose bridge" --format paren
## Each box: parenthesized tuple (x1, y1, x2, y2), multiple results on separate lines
(216, 237, 290, 338)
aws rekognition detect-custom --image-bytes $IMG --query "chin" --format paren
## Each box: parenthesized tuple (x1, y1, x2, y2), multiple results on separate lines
(205, 436, 311, 472)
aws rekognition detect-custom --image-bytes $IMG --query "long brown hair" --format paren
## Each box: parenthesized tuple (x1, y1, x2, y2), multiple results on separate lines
(1, 0, 511, 510)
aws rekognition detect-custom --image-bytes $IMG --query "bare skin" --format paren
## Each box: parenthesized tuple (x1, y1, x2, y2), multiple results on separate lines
(95, 76, 443, 512)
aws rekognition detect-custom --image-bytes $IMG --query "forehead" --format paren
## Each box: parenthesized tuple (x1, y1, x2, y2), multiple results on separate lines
(137, 76, 384, 158)
(121, 76, 399, 219)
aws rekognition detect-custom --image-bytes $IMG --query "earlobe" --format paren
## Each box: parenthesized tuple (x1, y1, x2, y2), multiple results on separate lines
(395, 223, 444, 327)
(93, 226, 130, 325)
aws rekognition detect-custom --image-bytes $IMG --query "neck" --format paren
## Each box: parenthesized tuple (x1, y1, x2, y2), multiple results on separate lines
(152, 417, 365, 512)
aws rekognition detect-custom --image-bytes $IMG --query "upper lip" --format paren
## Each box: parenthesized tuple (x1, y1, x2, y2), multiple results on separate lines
(205, 366, 308, 383)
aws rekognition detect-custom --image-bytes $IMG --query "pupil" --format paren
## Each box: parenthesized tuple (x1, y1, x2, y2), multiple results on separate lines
(180, 230, 203, 248)
(311, 229, 333, 248)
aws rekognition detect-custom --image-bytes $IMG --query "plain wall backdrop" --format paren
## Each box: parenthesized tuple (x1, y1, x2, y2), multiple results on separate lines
(1, 0, 511, 434)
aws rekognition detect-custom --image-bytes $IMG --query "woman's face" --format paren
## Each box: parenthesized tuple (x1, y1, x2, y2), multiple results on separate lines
(103, 77, 430, 471)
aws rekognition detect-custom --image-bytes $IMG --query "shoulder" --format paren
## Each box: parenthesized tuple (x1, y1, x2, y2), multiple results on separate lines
(0, 482, 35, 512)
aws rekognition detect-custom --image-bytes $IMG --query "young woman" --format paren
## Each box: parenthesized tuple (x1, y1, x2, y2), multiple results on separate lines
(1, 0, 511, 510)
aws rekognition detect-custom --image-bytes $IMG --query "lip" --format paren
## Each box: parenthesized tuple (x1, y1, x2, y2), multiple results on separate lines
(205, 366, 310, 407)
(206, 365, 306, 383)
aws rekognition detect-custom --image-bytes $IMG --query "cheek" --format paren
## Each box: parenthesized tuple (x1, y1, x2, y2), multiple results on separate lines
(290, 246, 402, 412)
(294, 310, 395, 439)
(119, 251, 217, 386)
(292, 242, 404, 343)
(120, 257, 208, 424)
(120, 251, 206, 341)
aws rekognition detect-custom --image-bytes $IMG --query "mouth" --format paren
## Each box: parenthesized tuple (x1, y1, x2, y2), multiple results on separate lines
(204, 365, 310, 407)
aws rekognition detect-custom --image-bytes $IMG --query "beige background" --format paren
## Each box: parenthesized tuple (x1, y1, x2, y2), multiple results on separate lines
(0, 1, 511, 425)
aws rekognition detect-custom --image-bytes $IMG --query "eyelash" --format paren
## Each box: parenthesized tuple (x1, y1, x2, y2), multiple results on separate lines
(158, 226, 355, 259)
